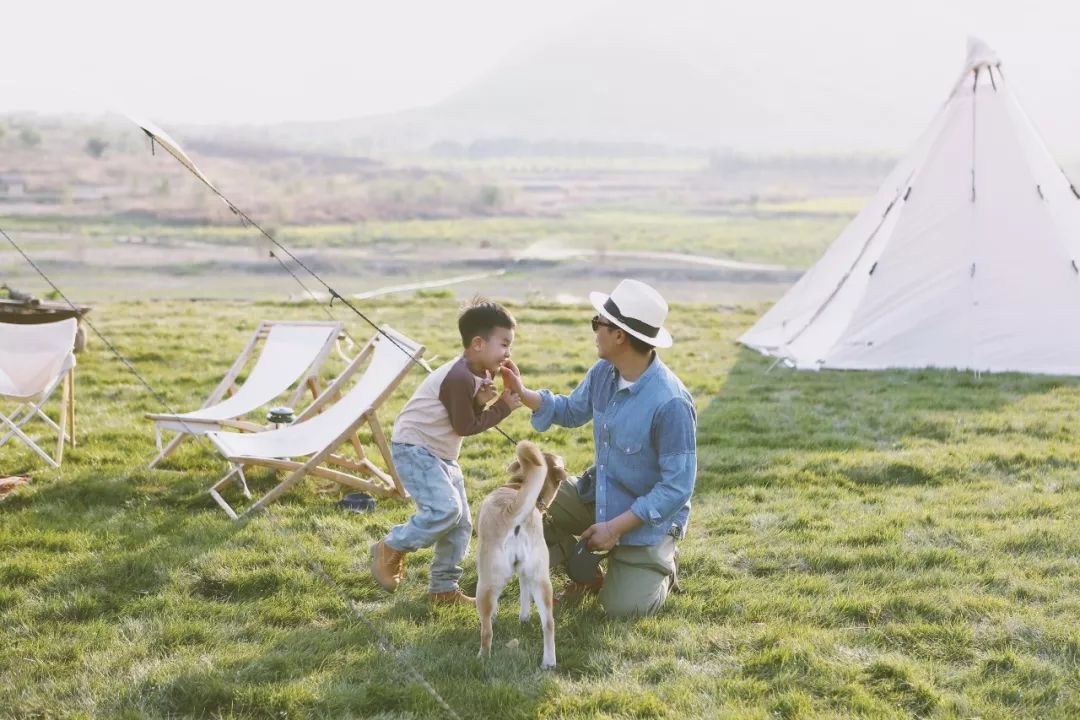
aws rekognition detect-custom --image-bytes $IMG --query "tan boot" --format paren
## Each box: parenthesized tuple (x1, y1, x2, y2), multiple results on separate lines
(429, 588, 476, 606)
(370, 540, 407, 592)
(554, 570, 604, 605)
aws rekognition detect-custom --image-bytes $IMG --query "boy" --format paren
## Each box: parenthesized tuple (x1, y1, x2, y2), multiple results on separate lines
(370, 299, 522, 605)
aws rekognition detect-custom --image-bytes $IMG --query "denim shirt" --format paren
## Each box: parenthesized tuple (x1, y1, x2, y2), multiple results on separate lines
(531, 355, 697, 546)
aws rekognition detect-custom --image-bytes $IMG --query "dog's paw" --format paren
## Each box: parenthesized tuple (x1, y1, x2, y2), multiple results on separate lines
(518, 610, 531, 622)
(540, 661, 556, 670)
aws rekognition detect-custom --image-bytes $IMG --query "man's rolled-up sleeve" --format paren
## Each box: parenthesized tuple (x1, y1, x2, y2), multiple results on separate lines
(630, 397, 697, 526)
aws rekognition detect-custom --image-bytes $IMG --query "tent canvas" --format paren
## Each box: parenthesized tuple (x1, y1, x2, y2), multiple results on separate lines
(739, 38, 1080, 375)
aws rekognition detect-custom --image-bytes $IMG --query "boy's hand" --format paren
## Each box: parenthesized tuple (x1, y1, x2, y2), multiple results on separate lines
(500, 389, 522, 411)
(500, 359, 524, 395)
(475, 370, 498, 407)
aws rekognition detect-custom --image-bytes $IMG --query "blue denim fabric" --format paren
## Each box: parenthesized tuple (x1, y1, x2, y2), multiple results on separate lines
(385, 442, 472, 593)
(531, 356, 696, 546)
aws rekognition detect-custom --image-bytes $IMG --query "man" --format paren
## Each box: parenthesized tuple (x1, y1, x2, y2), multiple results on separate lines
(502, 279, 696, 617)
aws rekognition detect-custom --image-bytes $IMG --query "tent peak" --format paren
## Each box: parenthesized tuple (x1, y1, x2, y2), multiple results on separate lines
(965, 36, 1001, 73)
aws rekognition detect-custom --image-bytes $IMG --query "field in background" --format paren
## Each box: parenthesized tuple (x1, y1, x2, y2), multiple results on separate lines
(0, 206, 845, 305)
(2, 297, 1080, 718)
(2, 114, 883, 305)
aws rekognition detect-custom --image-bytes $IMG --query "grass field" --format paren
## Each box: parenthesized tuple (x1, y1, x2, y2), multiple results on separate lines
(3, 296, 1080, 719)
(0, 208, 845, 305)
(0, 207, 849, 260)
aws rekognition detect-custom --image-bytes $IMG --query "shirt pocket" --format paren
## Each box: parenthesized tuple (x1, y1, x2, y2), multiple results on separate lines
(612, 425, 647, 456)
(609, 427, 653, 496)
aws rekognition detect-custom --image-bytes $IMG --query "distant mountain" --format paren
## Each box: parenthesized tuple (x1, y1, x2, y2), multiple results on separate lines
(355, 41, 742, 149)
(245, 42, 935, 155)
(187, 2, 1080, 157)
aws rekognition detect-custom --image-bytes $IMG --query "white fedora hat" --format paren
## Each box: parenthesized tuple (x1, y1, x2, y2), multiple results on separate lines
(589, 279, 673, 348)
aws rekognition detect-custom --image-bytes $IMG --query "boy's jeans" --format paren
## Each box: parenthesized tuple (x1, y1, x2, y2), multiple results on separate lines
(385, 442, 471, 593)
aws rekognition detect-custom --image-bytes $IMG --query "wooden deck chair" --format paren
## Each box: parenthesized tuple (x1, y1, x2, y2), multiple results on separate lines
(0, 318, 77, 468)
(205, 325, 424, 518)
(146, 320, 343, 468)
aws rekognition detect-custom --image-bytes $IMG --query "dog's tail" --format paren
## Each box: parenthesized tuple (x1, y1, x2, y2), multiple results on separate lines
(508, 440, 547, 529)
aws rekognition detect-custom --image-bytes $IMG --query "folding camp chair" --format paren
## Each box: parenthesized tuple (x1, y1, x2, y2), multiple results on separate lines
(206, 325, 424, 518)
(0, 318, 77, 468)
(146, 320, 343, 468)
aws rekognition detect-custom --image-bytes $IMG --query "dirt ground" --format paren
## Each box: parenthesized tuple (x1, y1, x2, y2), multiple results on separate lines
(0, 231, 801, 305)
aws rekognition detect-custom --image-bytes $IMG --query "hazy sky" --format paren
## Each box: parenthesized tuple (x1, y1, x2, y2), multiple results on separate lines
(4, 0, 1080, 153)
(2, 0, 608, 123)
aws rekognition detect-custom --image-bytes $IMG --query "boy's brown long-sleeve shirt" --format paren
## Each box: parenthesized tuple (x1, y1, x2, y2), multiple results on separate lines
(391, 356, 511, 461)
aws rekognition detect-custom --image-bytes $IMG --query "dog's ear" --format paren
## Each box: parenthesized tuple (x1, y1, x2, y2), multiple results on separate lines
(542, 452, 565, 471)
(507, 459, 521, 478)
(543, 453, 568, 486)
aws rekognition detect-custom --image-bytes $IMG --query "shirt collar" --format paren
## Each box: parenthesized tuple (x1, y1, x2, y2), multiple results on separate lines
(611, 353, 661, 395)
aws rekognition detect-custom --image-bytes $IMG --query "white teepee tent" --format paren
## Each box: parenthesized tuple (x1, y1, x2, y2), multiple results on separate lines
(739, 38, 1080, 375)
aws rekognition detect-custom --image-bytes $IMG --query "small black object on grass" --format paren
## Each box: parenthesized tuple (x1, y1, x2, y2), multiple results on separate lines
(338, 492, 377, 513)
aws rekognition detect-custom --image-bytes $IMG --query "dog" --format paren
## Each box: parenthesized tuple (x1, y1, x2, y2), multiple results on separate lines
(475, 440, 567, 669)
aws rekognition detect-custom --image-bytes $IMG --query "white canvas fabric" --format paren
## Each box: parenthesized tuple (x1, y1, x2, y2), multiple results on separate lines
(207, 327, 422, 460)
(0, 319, 77, 400)
(740, 38, 1080, 375)
(129, 116, 221, 194)
(203, 325, 424, 518)
(0, 318, 77, 467)
(152, 323, 340, 431)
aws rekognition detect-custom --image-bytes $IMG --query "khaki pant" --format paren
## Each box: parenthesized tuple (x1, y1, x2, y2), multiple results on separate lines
(544, 477, 677, 618)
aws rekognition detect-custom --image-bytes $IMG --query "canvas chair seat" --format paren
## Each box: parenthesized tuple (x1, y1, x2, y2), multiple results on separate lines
(0, 318, 77, 468)
(206, 325, 424, 518)
(209, 365, 389, 460)
(0, 346, 74, 400)
(146, 320, 343, 467)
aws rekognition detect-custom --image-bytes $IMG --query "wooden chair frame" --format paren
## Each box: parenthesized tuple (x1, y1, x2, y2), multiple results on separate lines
(206, 327, 424, 518)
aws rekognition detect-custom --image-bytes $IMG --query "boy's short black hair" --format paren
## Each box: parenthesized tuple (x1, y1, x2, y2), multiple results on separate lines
(458, 297, 516, 348)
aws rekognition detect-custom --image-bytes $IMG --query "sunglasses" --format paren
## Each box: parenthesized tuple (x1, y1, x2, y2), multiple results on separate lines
(591, 315, 618, 332)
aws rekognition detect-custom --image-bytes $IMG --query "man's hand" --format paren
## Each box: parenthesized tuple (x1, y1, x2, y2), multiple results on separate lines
(580, 521, 620, 552)
(581, 511, 643, 551)
(501, 358, 542, 411)
(475, 370, 498, 407)
(500, 358, 523, 394)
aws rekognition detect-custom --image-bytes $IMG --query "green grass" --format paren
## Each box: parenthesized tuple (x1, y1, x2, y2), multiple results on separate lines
(3, 297, 1080, 718)
(392, 154, 710, 174)
(1, 209, 844, 303)
(4, 207, 846, 262)
(0, 208, 842, 306)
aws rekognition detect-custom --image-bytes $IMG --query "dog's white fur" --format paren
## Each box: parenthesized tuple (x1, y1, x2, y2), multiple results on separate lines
(475, 440, 567, 669)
